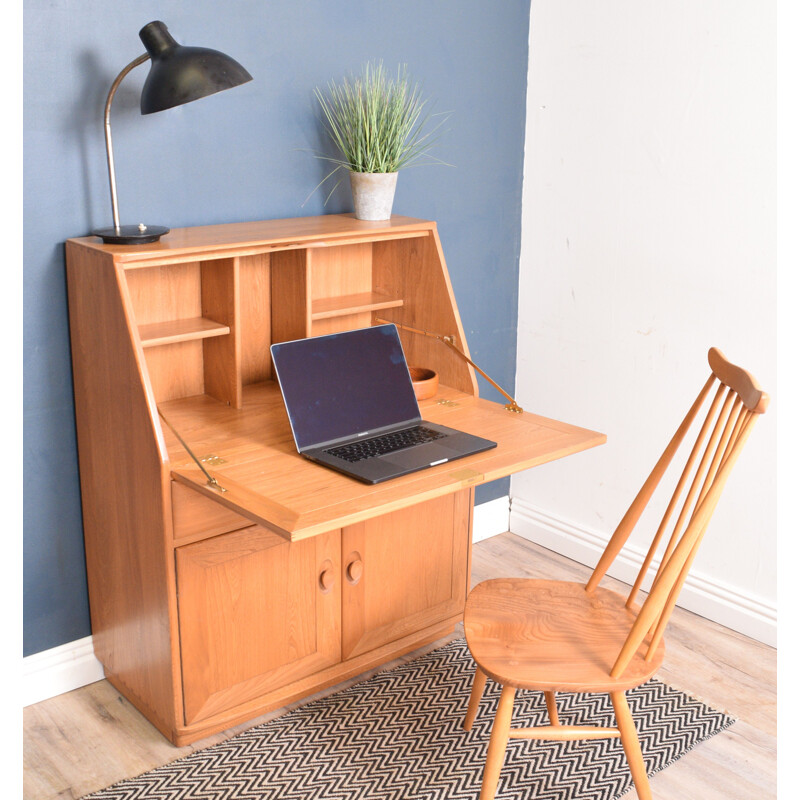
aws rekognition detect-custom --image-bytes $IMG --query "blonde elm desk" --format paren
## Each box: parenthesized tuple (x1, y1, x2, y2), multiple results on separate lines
(65, 213, 605, 745)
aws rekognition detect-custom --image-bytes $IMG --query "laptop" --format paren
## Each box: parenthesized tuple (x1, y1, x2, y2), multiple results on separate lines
(270, 323, 497, 484)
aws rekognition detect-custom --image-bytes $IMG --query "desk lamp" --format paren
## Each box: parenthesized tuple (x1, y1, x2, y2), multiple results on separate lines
(93, 20, 252, 244)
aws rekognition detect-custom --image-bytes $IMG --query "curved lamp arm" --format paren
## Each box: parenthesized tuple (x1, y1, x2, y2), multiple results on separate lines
(103, 53, 150, 232)
(93, 21, 252, 245)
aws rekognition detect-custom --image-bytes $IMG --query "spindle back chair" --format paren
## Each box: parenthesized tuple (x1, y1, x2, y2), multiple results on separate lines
(462, 347, 769, 800)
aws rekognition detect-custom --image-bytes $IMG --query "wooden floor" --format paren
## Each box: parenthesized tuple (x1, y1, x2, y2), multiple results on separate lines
(23, 533, 777, 800)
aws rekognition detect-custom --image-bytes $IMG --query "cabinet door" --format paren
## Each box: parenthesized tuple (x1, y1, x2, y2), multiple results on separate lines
(341, 490, 471, 660)
(176, 526, 341, 725)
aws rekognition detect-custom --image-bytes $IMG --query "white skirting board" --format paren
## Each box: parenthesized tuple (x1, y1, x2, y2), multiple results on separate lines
(472, 495, 511, 542)
(23, 497, 513, 708)
(23, 635, 104, 708)
(510, 496, 777, 647)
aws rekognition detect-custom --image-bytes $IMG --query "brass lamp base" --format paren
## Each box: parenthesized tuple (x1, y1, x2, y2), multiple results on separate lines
(93, 224, 170, 244)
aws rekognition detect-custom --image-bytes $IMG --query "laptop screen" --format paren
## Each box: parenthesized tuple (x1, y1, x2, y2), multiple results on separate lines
(271, 324, 422, 451)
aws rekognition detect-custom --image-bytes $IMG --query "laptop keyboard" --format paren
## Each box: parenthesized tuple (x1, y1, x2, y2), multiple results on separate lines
(326, 426, 446, 463)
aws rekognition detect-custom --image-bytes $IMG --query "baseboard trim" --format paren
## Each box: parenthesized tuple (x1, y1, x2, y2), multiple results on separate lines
(510, 496, 777, 647)
(473, 496, 510, 542)
(23, 635, 104, 707)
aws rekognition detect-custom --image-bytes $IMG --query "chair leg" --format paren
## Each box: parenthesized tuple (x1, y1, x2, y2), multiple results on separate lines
(463, 667, 488, 731)
(544, 690, 560, 725)
(611, 690, 652, 800)
(479, 684, 516, 800)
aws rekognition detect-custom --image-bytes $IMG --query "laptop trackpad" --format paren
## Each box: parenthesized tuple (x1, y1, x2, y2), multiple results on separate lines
(383, 442, 456, 470)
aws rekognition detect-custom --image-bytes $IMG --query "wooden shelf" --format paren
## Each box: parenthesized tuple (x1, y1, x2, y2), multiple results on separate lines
(139, 317, 231, 348)
(311, 291, 403, 321)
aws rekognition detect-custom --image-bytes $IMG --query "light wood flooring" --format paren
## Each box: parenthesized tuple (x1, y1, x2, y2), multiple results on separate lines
(23, 533, 777, 799)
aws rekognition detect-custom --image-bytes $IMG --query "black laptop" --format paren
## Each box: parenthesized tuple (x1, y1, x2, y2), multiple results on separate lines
(270, 324, 497, 484)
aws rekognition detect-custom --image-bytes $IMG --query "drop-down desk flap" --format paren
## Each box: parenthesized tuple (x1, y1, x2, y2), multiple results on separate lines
(161, 381, 605, 542)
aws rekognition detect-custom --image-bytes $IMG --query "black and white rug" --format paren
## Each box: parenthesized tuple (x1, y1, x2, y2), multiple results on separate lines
(83, 639, 734, 800)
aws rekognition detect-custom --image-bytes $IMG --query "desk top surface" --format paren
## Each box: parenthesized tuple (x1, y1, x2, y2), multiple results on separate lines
(68, 214, 436, 263)
(160, 382, 605, 541)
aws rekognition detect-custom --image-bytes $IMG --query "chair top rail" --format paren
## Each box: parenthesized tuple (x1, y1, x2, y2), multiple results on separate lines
(708, 347, 769, 413)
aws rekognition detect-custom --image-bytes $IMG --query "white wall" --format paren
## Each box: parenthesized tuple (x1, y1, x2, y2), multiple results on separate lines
(512, 1, 777, 644)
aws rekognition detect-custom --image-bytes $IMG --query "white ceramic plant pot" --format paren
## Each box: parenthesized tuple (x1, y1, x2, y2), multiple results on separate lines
(349, 171, 398, 220)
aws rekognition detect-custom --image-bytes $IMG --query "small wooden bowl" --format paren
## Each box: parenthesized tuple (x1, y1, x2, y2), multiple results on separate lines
(409, 367, 439, 400)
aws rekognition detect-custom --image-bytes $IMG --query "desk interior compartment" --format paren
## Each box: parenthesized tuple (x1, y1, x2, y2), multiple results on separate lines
(125, 258, 239, 406)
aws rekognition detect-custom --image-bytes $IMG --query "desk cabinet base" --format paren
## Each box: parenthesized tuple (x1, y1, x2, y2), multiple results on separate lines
(102, 489, 473, 745)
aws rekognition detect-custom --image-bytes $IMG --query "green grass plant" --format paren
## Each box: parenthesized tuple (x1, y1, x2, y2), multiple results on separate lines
(310, 61, 449, 202)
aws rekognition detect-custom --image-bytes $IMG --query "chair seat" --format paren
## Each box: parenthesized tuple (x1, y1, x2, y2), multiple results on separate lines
(464, 578, 665, 693)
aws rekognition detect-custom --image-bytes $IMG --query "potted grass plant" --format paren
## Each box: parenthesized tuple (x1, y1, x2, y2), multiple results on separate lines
(313, 61, 448, 220)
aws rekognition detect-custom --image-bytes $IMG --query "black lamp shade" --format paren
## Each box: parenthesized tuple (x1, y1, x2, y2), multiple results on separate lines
(138, 21, 252, 115)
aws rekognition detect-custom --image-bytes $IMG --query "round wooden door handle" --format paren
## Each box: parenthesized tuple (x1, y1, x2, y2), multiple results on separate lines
(319, 567, 335, 592)
(346, 559, 364, 583)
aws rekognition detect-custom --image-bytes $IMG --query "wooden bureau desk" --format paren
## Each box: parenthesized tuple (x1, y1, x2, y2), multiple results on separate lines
(66, 214, 605, 745)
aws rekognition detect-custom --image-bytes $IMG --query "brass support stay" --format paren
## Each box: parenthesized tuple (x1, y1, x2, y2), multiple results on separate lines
(157, 409, 227, 493)
(376, 318, 523, 413)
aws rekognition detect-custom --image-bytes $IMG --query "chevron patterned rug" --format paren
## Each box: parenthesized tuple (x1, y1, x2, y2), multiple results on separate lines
(83, 639, 734, 800)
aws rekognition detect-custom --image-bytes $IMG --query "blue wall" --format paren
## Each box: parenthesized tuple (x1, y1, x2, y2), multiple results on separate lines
(23, 1, 530, 657)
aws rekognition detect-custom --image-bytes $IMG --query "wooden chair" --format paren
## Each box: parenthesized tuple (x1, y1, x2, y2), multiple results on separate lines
(462, 348, 769, 800)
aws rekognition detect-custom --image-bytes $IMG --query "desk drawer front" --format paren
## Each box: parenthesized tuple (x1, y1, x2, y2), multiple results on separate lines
(171, 481, 254, 543)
